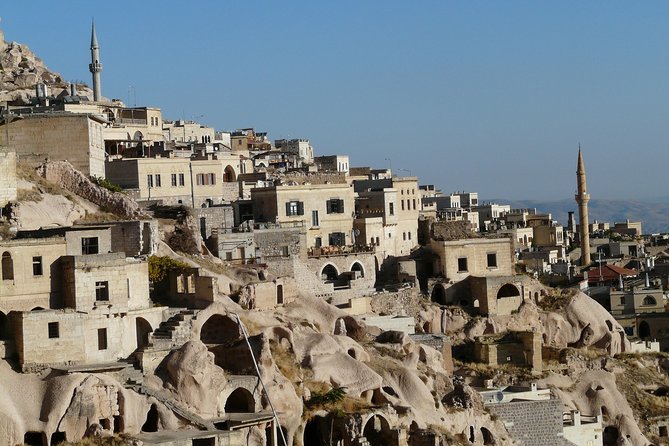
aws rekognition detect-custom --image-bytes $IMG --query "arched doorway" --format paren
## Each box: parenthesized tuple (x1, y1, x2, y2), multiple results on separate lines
(224, 388, 255, 413)
(200, 314, 240, 345)
(351, 262, 364, 278)
(321, 264, 339, 282)
(223, 165, 236, 182)
(136, 317, 153, 349)
(142, 404, 159, 432)
(1, 252, 13, 280)
(639, 320, 651, 340)
(362, 415, 395, 446)
(643, 296, 657, 306)
(431, 284, 446, 305)
(304, 416, 329, 445)
(497, 284, 520, 299)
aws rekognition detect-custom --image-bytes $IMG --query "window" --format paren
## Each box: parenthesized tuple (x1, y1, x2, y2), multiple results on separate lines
(155, 174, 161, 187)
(82, 237, 99, 255)
(375, 237, 380, 245)
(315, 237, 322, 248)
(48, 322, 59, 339)
(413, 199, 417, 210)
(196, 173, 216, 185)
(620, 296, 625, 305)
(401, 200, 405, 211)
(408, 232, 412, 240)
(643, 296, 657, 306)
(312, 210, 319, 227)
(285, 201, 304, 216)
(147, 174, 153, 188)
(2, 252, 14, 280)
(171, 174, 177, 187)
(32, 256, 43, 276)
(98, 328, 108, 350)
(389, 203, 394, 216)
(403, 232, 406, 241)
(458, 257, 468, 272)
(95, 281, 109, 301)
(487, 253, 497, 268)
(178, 173, 185, 186)
(326, 199, 344, 214)
(329, 232, 346, 246)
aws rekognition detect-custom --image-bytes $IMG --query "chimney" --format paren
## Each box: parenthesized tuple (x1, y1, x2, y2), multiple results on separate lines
(35, 83, 42, 98)
(70, 83, 77, 97)
(645, 272, 650, 288)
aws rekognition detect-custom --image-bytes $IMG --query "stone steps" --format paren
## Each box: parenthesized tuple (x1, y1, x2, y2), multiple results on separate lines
(146, 309, 198, 350)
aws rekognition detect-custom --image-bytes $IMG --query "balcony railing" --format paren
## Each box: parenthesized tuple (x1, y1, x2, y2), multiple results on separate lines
(218, 220, 304, 234)
(308, 244, 375, 258)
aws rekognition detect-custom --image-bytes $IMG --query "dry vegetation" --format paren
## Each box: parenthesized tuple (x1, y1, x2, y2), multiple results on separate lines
(16, 186, 42, 202)
(536, 287, 577, 312)
(16, 161, 74, 201)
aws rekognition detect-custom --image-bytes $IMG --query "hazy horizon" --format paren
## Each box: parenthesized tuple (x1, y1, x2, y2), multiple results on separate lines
(2, 1, 668, 201)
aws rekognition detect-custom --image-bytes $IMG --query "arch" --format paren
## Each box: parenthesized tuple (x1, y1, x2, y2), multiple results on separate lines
(473, 299, 480, 308)
(362, 414, 395, 446)
(1, 252, 13, 281)
(136, 317, 153, 349)
(497, 284, 520, 299)
(224, 388, 255, 413)
(223, 165, 236, 182)
(431, 284, 447, 305)
(133, 131, 144, 141)
(639, 320, 651, 340)
(481, 427, 495, 445)
(603, 426, 619, 444)
(200, 314, 240, 345)
(31, 307, 44, 311)
(643, 296, 657, 306)
(351, 261, 365, 278)
(321, 264, 339, 282)
(276, 284, 284, 305)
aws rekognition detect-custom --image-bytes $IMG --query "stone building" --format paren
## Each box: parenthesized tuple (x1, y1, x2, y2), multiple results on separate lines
(251, 182, 356, 249)
(609, 285, 664, 315)
(2, 226, 167, 371)
(354, 176, 420, 259)
(0, 113, 106, 177)
(429, 237, 514, 283)
(314, 154, 349, 173)
(163, 119, 215, 144)
(106, 152, 252, 206)
(474, 331, 542, 373)
(275, 138, 314, 163)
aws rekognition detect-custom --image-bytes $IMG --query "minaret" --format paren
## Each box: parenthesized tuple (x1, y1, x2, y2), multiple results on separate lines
(88, 21, 102, 102)
(575, 147, 591, 266)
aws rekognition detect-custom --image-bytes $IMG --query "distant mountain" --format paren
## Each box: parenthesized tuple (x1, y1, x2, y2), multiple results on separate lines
(492, 198, 669, 234)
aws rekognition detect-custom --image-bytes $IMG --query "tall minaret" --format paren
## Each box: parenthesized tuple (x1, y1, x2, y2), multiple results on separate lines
(88, 21, 102, 102)
(575, 147, 591, 266)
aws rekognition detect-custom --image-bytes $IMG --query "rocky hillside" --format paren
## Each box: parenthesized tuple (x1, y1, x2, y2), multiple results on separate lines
(0, 28, 93, 104)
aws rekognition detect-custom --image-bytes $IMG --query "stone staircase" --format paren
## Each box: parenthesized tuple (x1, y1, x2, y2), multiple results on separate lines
(148, 309, 198, 350)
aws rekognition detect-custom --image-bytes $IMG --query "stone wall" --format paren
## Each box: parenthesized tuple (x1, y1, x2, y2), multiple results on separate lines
(0, 236, 67, 312)
(14, 307, 167, 371)
(61, 253, 150, 312)
(39, 161, 144, 219)
(0, 114, 105, 177)
(193, 205, 234, 238)
(488, 398, 567, 446)
(0, 150, 17, 206)
(107, 220, 158, 256)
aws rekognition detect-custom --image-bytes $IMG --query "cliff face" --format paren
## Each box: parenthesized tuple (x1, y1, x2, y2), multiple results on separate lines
(0, 29, 92, 104)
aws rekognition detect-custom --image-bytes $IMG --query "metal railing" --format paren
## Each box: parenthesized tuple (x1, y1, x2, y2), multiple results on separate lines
(308, 244, 375, 258)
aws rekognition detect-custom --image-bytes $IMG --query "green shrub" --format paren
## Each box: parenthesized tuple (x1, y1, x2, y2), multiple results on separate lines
(90, 175, 124, 193)
(148, 255, 189, 283)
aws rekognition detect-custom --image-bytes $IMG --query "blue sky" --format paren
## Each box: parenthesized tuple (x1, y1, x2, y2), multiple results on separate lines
(2, 1, 668, 200)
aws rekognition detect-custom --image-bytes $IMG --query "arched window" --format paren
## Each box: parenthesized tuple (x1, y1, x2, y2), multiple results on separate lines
(1, 252, 14, 281)
(223, 165, 236, 182)
(351, 262, 364, 278)
(321, 264, 339, 282)
(643, 296, 657, 306)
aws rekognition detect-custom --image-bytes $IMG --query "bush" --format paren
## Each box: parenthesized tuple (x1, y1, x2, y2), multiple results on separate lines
(148, 255, 189, 283)
(90, 175, 124, 193)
